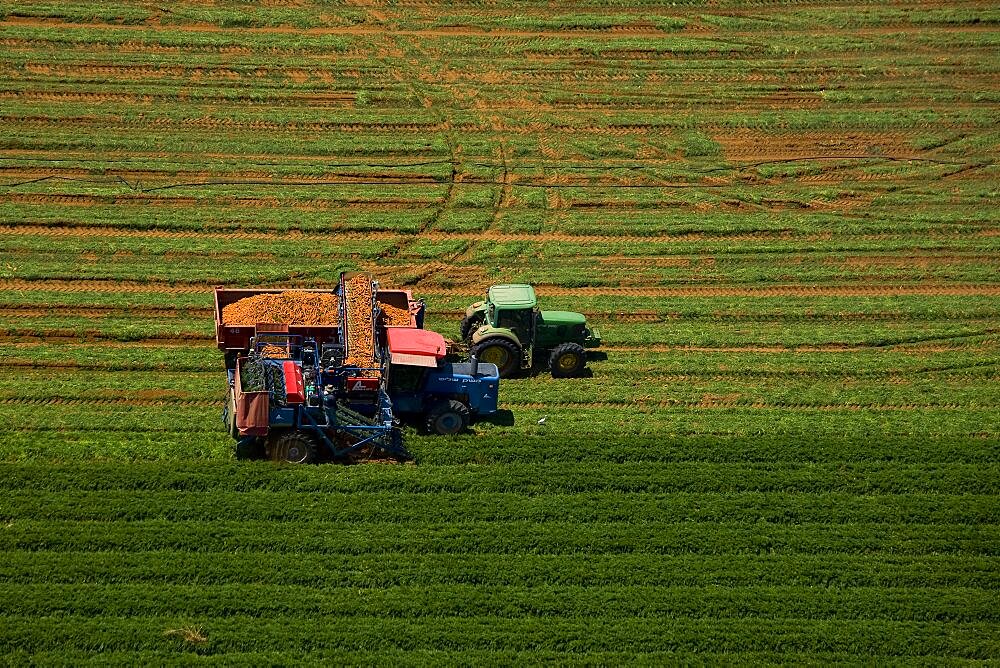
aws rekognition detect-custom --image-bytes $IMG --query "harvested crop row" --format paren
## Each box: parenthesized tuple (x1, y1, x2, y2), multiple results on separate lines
(379, 302, 413, 327)
(221, 291, 339, 326)
(343, 274, 377, 373)
(259, 343, 290, 358)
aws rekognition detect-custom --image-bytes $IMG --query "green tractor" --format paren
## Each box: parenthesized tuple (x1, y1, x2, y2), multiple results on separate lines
(461, 284, 601, 378)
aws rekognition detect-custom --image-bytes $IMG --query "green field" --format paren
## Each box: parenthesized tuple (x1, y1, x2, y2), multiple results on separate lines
(1, 0, 999, 663)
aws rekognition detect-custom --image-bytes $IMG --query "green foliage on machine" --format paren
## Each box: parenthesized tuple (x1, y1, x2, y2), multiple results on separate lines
(239, 357, 287, 404)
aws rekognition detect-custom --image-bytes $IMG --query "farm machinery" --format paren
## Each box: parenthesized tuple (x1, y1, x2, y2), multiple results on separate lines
(460, 284, 601, 378)
(215, 272, 500, 463)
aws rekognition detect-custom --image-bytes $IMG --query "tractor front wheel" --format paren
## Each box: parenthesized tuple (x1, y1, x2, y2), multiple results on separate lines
(425, 399, 471, 435)
(471, 338, 521, 378)
(459, 314, 484, 340)
(549, 342, 587, 378)
(267, 430, 317, 464)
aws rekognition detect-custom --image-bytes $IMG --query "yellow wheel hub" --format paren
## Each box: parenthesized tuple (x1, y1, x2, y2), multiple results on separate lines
(479, 345, 509, 366)
(558, 353, 579, 371)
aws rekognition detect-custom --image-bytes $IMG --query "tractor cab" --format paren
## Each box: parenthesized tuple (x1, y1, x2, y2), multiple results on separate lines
(461, 284, 601, 378)
(486, 284, 536, 342)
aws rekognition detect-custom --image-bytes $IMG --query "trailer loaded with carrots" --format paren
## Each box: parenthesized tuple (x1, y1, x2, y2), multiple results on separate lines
(216, 273, 500, 463)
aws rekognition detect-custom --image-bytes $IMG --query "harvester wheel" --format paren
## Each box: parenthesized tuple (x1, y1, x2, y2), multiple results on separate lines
(235, 437, 265, 461)
(267, 430, 317, 465)
(549, 342, 587, 378)
(459, 314, 484, 340)
(425, 399, 470, 435)
(470, 338, 520, 378)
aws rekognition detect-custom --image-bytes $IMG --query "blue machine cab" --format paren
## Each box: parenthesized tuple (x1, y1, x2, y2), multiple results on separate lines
(385, 328, 500, 435)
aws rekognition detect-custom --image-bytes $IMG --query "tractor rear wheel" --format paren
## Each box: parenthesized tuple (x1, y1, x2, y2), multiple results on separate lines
(267, 430, 317, 464)
(460, 314, 484, 340)
(549, 342, 587, 378)
(425, 399, 471, 435)
(471, 338, 521, 378)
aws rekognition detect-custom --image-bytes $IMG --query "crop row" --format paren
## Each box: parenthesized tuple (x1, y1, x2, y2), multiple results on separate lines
(3, 489, 997, 524)
(2, 614, 998, 657)
(3, 548, 997, 589)
(9, 1, 994, 31)
(0, 196, 998, 235)
(7, 338, 997, 370)
(7, 300, 1000, 328)
(3, 399, 997, 438)
(6, 172, 988, 217)
(5, 234, 1000, 273)
(8, 79, 998, 115)
(10, 228, 995, 262)
(5, 93, 997, 131)
(5, 20, 1000, 64)
(5, 314, 998, 353)
(1, 459, 997, 493)
(1, 519, 995, 556)
(7, 344, 997, 391)
(3, 428, 995, 466)
(2, 80, 990, 141)
(4, 367, 998, 409)
(6, 649, 977, 666)
(1, 582, 996, 622)
(4, 287, 998, 321)
(5, 257, 1000, 290)
(6, 215, 999, 251)
(4, 52, 993, 105)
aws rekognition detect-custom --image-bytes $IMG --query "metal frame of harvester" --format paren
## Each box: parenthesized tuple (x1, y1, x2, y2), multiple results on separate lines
(234, 333, 405, 462)
(217, 271, 502, 463)
(221, 272, 410, 462)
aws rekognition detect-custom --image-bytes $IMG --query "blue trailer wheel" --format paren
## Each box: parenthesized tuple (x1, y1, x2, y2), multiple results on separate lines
(267, 430, 317, 464)
(425, 399, 470, 435)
